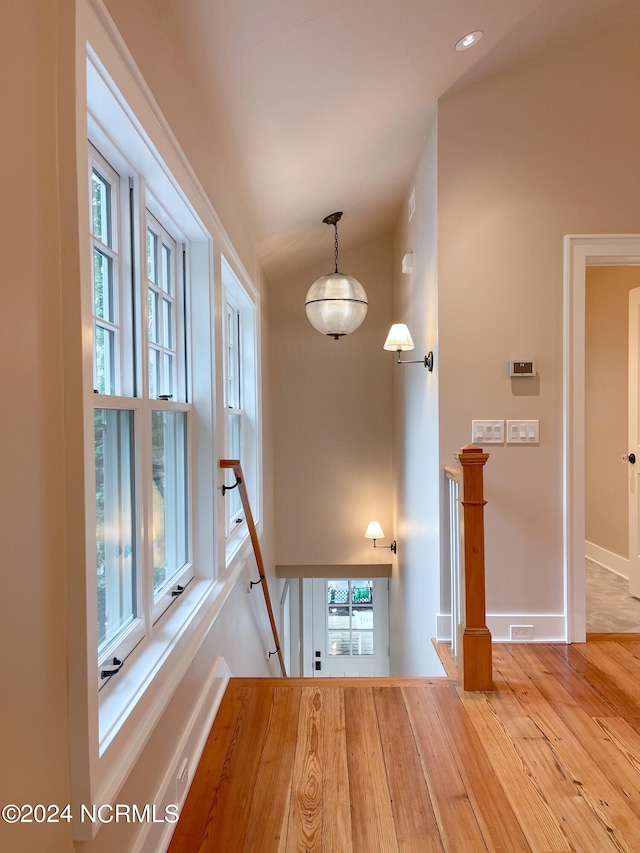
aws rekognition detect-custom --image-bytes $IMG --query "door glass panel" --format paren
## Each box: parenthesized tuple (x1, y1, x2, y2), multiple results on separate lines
(327, 580, 374, 656)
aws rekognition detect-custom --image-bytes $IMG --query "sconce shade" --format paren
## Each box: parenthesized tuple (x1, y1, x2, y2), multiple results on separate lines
(364, 521, 385, 540)
(305, 272, 368, 339)
(383, 323, 415, 352)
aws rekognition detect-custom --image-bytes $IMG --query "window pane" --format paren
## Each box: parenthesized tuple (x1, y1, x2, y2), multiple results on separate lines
(163, 299, 173, 348)
(162, 243, 172, 294)
(95, 326, 115, 395)
(328, 631, 351, 656)
(91, 170, 111, 246)
(152, 410, 188, 593)
(147, 227, 157, 283)
(95, 409, 136, 654)
(149, 347, 159, 399)
(163, 353, 174, 399)
(327, 581, 349, 605)
(226, 411, 242, 523)
(351, 631, 373, 656)
(328, 605, 350, 630)
(352, 581, 373, 604)
(94, 249, 114, 322)
(148, 289, 158, 343)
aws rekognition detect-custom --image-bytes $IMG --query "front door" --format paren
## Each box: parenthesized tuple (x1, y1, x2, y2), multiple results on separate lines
(311, 578, 389, 677)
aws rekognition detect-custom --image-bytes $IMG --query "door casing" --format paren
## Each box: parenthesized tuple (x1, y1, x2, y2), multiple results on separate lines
(564, 234, 640, 641)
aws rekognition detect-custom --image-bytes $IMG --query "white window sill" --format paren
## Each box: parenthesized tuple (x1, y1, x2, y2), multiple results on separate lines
(225, 521, 249, 567)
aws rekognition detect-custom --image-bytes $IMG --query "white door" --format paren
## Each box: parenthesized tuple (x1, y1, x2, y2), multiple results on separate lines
(628, 287, 640, 597)
(311, 578, 389, 677)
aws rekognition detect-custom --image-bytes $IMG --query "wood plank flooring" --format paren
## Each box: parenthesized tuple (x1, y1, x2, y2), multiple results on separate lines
(168, 639, 640, 852)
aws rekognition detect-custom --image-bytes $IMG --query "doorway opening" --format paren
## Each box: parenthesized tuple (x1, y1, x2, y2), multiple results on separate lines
(565, 235, 640, 640)
(585, 268, 640, 631)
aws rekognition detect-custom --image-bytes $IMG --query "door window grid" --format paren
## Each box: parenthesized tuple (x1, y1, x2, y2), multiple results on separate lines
(327, 580, 374, 656)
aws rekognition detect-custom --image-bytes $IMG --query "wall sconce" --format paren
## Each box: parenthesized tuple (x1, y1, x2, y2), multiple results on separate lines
(365, 521, 397, 554)
(383, 323, 433, 371)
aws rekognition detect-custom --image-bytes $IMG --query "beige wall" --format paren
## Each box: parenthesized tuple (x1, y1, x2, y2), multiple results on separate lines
(437, 18, 640, 618)
(270, 236, 394, 568)
(0, 2, 276, 851)
(585, 266, 640, 559)
(0, 4, 73, 851)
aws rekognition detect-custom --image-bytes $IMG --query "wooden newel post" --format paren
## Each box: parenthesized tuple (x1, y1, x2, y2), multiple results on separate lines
(455, 445, 492, 691)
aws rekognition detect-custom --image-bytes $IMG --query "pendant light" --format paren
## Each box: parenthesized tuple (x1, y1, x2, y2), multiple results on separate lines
(305, 212, 368, 339)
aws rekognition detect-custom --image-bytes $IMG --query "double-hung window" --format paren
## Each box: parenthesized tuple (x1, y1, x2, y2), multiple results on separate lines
(221, 256, 260, 558)
(90, 144, 193, 686)
(224, 296, 243, 535)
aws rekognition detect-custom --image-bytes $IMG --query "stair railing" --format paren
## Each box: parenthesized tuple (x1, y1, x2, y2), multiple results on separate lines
(220, 459, 287, 677)
(445, 445, 492, 690)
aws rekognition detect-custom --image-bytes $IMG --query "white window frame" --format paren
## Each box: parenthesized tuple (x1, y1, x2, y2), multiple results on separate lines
(221, 255, 261, 563)
(68, 10, 261, 839)
(89, 134, 195, 684)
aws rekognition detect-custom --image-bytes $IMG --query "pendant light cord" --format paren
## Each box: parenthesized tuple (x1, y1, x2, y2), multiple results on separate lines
(334, 222, 339, 273)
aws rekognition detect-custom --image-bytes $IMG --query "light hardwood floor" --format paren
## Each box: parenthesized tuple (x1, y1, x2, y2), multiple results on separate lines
(168, 638, 640, 852)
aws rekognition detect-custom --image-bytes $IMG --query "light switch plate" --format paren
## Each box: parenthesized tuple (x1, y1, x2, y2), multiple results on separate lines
(471, 420, 504, 444)
(506, 419, 539, 444)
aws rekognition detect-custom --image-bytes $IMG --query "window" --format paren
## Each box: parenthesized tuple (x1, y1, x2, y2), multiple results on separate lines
(89, 144, 193, 684)
(222, 256, 260, 557)
(71, 37, 265, 831)
(224, 297, 243, 534)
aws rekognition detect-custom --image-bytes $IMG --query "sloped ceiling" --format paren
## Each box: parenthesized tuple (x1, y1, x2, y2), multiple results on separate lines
(159, 0, 638, 279)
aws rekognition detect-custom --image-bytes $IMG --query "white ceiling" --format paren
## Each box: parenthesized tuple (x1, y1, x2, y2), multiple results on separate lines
(162, 0, 639, 279)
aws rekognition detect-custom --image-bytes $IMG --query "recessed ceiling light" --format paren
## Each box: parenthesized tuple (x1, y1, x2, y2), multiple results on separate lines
(455, 30, 483, 52)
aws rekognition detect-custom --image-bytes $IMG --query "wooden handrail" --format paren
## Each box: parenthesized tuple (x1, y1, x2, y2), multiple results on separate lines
(220, 459, 287, 677)
(444, 465, 462, 484)
(453, 445, 492, 691)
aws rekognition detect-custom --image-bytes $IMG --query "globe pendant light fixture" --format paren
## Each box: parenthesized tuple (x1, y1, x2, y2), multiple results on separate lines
(305, 212, 368, 339)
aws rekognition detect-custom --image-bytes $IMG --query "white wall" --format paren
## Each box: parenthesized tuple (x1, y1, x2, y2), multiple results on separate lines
(390, 113, 444, 675)
(436, 16, 640, 637)
(0, 2, 277, 851)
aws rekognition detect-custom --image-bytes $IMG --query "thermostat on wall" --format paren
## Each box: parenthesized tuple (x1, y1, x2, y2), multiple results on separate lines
(509, 360, 536, 377)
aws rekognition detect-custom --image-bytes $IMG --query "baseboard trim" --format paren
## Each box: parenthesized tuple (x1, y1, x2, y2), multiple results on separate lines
(135, 656, 231, 853)
(438, 613, 566, 643)
(487, 614, 566, 643)
(436, 613, 452, 641)
(585, 541, 629, 580)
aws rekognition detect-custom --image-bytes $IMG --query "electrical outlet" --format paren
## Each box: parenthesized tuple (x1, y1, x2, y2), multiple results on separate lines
(176, 758, 189, 804)
(510, 625, 534, 641)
